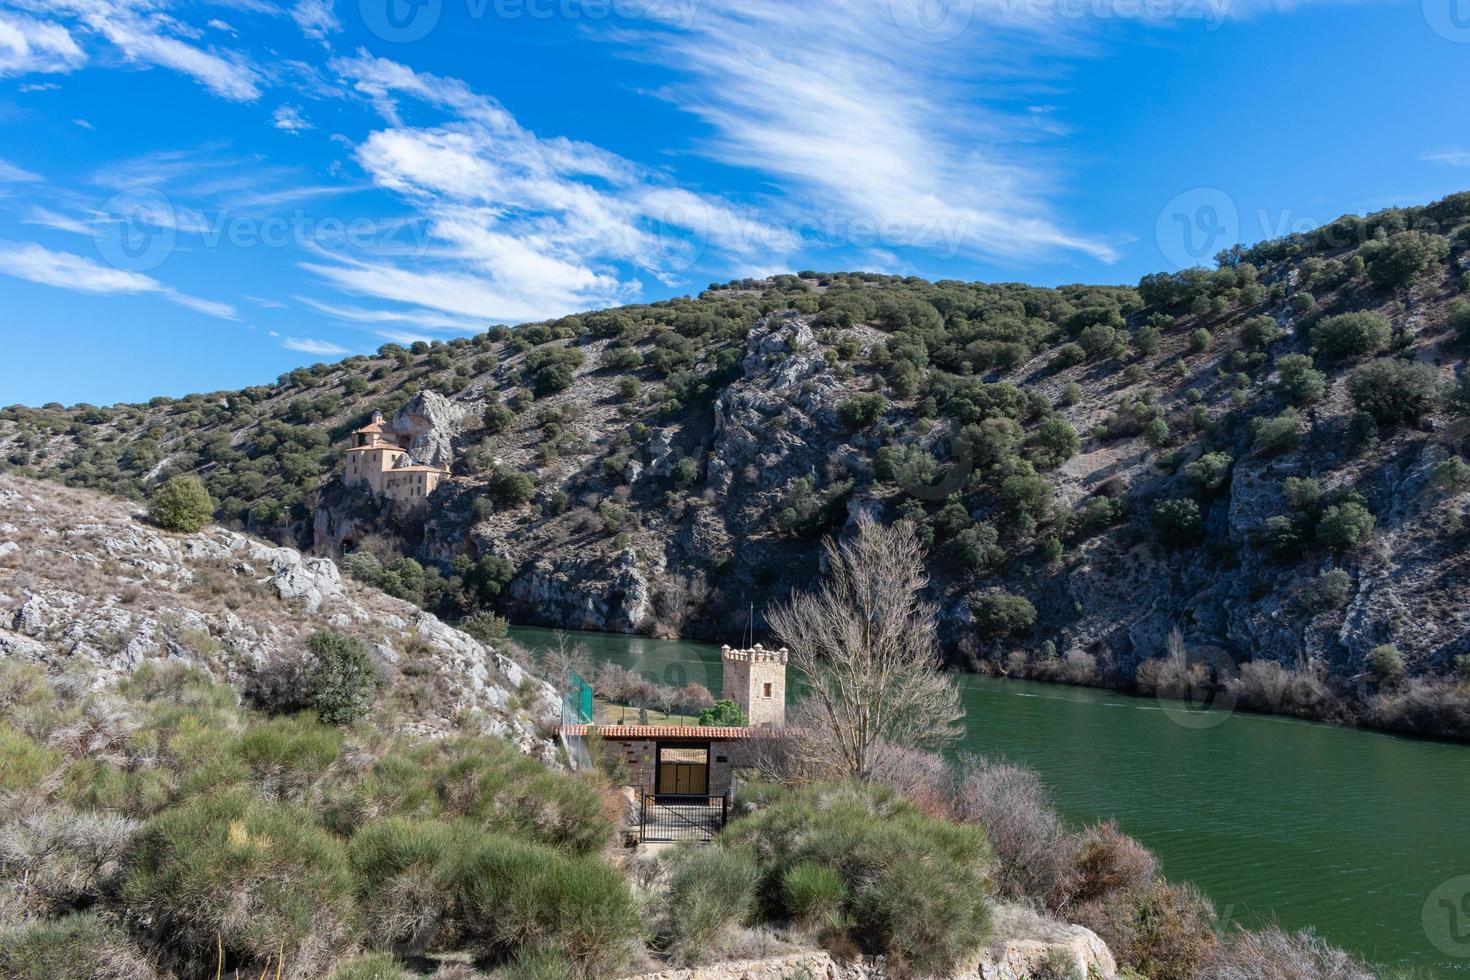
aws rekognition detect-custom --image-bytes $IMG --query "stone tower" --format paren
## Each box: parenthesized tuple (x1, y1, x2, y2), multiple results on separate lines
(721, 643, 788, 727)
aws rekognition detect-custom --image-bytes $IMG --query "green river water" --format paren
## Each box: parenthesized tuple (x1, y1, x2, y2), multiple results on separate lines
(509, 625, 1470, 975)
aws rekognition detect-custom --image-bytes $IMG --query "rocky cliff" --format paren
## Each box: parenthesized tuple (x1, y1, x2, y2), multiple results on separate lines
(5, 193, 1470, 733)
(0, 476, 557, 755)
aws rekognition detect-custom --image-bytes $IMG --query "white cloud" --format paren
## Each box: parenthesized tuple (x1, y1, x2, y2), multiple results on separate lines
(283, 336, 349, 355)
(313, 52, 799, 324)
(294, 295, 492, 333)
(0, 11, 86, 77)
(23, 206, 90, 234)
(72, 117, 93, 129)
(618, 1, 1116, 264)
(290, 0, 338, 39)
(0, 158, 41, 182)
(0, 240, 238, 319)
(272, 104, 312, 133)
(1424, 150, 1470, 168)
(6, 1, 260, 101)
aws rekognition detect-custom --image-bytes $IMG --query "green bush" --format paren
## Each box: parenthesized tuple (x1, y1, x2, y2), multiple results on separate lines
(0, 912, 156, 980)
(307, 630, 377, 725)
(123, 791, 359, 975)
(1274, 354, 1326, 406)
(1360, 230, 1449, 289)
(147, 474, 214, 532)
(971, 591, 1037, 640)
(351, 818, 637, 974)
(838, 394, 888, 429)
(1347, 359, 1441, 424)
(1368, 644, 1405, 681)
(240, 714, 343, 798)
(1311, 312, 1391, 360)
(1151, 498, 1203, 547)
(1251, 409, 1301, 456)
(721, 782, 992, 976)
(1316, 501, 1375, 551)
(782, 862, 849, 929)
(459, 611, 510, 642)
(1183, 452, 1232, 496)
(665, 845, 762, 954)
(1241, 315, 1285, 349)
(698, 699, 747, 727)
(0, 725, 61, 793)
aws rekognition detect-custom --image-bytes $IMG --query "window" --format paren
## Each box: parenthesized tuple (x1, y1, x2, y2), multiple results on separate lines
(762, 682, 772, 698)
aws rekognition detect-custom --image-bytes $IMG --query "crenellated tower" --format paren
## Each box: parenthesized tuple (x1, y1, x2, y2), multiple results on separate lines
(720, 643, 788, 727)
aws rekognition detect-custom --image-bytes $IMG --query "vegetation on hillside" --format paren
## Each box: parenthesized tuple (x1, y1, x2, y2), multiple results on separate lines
(6, 192, 1470, 736)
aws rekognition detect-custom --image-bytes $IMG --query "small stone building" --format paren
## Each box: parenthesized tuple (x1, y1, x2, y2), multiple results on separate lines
(721, 643, 788, 727)
(343, 411, 450, 509)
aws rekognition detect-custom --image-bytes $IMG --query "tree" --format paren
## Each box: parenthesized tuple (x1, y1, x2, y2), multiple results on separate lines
(307, 630, 377, 725)
(697, 699, 747, 727)
(1367, 644, 1405, 681)
(971, 591, 1037, 640)
(1151, 497, 1203, 547)
(1275, 354, 1326, 406)
(1183, 452, 1233, 497)
(148, 475, 214, 532)
(1347, 359, 1442, 424)
(838, 393, 888, 430)
(1311, 312, 1391, 360)
(1241, 315, 1285, 349)
(1361, 231, 1449, 289)
(766, 518, 962, 780)
(1317, 501, 1375, 551)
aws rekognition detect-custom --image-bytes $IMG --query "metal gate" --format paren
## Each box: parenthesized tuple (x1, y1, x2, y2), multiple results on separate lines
(639, 794, 729, 843)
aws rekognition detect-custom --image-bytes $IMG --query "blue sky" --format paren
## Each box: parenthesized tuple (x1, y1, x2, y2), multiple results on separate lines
(0, 0, 1467, 407)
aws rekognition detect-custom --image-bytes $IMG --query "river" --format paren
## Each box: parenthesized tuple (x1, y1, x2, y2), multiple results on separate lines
(509, 625, 1470, 976)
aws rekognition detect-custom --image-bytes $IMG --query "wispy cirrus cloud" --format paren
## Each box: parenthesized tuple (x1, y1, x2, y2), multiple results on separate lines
(3, 0, 261, 100)
(0, 240, 237, 319)
(283, 336, 349, 355)
(304, 51, 798, 325)
(1424, 149, 1470, 167)
(0, 157, 41, 183)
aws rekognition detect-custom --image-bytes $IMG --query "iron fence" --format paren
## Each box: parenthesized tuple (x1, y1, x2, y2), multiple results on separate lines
(639, 794, 729, 843)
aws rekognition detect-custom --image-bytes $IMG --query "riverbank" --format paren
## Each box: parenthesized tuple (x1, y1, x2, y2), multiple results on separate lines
(510, 624, 1470, 976)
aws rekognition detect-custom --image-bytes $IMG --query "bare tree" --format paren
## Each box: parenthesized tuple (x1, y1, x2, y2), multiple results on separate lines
(540, 629, 593, 697)
(766, 517, 963, 780)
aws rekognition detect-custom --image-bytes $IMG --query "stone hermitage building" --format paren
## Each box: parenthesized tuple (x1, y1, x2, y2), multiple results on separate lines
(341, 411, 451, 509)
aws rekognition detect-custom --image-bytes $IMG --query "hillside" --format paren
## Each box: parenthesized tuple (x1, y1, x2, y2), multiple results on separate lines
(5, 193, 1470, 736)
(0, 476, 557, 753)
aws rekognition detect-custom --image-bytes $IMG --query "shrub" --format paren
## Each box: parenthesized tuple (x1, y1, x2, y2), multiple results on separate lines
(721, 782, 992, 977)
(1251, 408, 1301, 456)
(1028, 417, 1080, 468)
(782, 863, 849, 930)
(1365, 677, 1470, 739)
(482, 396, 515, 434)
(1200, 925, 1375, 980)
(524, 346, 586, 395)
(1346, 359, 1441, 424)
(459, 611, 510, 642)
(123, 791, 359, 977)
(1183, 452, 1233, 496)
(0, 725, 61, 793)
(972, 591, 1037, 640)
(307, 630, 377, 725)
(1311, 312, 1391, 360)
(352, 819, 638, 975)
(240, 714, 343, 800)
(1367, 643, 1404, 680)
(488, 464, 536, 506)
(1115, 881, 1219, 980)
(665, 845, 762, 956)
(1316, 501, 1375, 551)
(949, 757, 1073, 906)
(1303, 569, 1354, 610)
(147, 475, 214, 532)
(1188, 328, 1212, 353)
(1431, 456, 1470, 492)
(0, 912, 156, 980)
(950, 523, 1003, 573)
(1275, 354, 1326, 406)
(838, 394, 888, 429)
(1240, 316, 1284, 349)
(1150, 497, 1203, 547)
(697, 699, 747, 727)
(1360, 230, 1449, 289)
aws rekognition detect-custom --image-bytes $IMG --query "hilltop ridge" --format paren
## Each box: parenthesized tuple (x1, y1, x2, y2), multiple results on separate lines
(6, 191, 1470, 736)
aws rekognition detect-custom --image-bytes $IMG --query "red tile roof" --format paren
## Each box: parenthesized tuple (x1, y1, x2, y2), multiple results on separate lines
(559, 724, 762, 740)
